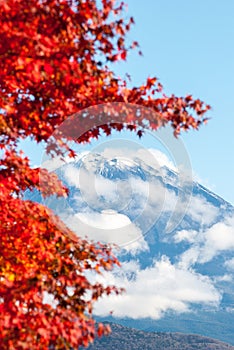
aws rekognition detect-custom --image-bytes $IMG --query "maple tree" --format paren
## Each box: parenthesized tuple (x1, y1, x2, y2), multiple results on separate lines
(0, 0, 211, 349)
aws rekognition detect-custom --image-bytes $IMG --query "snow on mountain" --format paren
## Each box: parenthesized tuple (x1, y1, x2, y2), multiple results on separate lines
(26, 148, 234, 345)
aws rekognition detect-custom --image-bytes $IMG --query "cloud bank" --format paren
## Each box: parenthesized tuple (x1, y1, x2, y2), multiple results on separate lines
(93, 256, 221, 319)
(177, 215, 234, 268)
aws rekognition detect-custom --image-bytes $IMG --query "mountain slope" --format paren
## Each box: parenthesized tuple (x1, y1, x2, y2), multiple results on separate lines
(27, 149, 234, 345)
(85, 323, 234, 350)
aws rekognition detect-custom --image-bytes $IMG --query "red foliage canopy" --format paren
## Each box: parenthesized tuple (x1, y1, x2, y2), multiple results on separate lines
(0, 0, 210, 349)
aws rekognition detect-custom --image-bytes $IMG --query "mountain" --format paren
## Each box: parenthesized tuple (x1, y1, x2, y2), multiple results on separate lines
(26, 148, 234, 345)
(84, 323, 234, 350)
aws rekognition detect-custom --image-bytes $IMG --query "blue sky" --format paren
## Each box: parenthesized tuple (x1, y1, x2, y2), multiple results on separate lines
(22, 0, 234, 204)
(113, 0, 234, 204)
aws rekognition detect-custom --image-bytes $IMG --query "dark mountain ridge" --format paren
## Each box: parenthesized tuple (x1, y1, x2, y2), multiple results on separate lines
(85, 323, 234, 350)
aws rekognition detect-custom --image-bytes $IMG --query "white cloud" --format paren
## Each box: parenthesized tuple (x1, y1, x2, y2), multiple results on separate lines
(214, 274, 233, 282)
(100, 147, 177, 172)
(64, 165, 119, 204)
(201, 220, 234, 261)
(226, 307, 234, 313)
(196, 217, 234, 264)
(224, 257, 234, 271)
(63, 164, 82, 188)
(159, 193, 219, 236)
(178, 216, 234, 267)
(93, 256, 221, 319)
(178, 246, 201, 269)
(174, 229, 199, 244)
(62, 209, 149, 254)
(139, 148, 177, 172)
(168, 195, 219, 229)
(186, 195, 219, 226)
(76, 210, 131, 230)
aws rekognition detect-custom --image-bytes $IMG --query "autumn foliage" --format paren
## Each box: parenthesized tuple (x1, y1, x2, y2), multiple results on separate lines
(0, 0, 210, 349)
